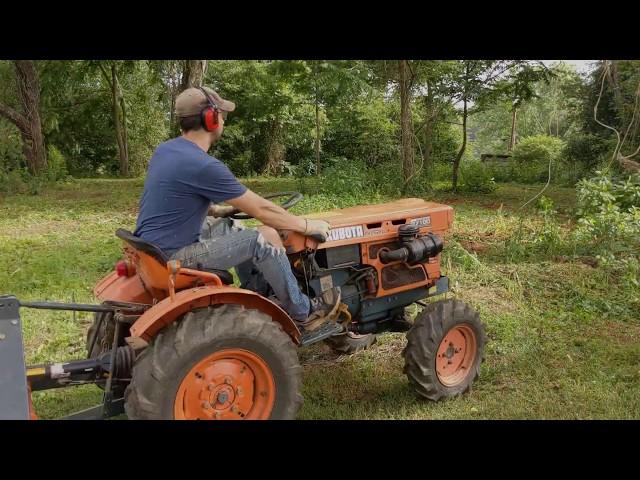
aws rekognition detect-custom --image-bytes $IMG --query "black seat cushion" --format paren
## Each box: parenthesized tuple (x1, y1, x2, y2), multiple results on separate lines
(116, 228, 168, 265)
(115, 229, 233, 285)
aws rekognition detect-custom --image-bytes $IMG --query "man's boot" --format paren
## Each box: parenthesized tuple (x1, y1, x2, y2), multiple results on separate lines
(297, 287, 342, 332)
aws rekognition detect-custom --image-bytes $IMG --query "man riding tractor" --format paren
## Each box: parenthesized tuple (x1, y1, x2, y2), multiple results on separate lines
(134, 86, 342, 333)
(0, 84, 485, 421)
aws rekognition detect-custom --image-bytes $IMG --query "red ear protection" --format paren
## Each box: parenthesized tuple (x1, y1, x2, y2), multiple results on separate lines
(199, 87, 220, 132)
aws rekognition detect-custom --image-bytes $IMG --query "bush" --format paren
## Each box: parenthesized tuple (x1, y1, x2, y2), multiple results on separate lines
(532, 195, 563, 254)
(45, 145, 68, 181)
(563, 133, 611, 170)
(511, 135, 566, 183)
(0, 169, 25, 195)
(424, 161, 452, 183)
(574, 171, 640, 253)
(459, 160, 497, 193)
(320, 159, 372, 201)
(324, 94, 398, 168)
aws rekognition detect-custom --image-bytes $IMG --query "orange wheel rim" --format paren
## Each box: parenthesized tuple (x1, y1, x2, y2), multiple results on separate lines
(436, 325, 477, 387)
(174, 349, 275, 420)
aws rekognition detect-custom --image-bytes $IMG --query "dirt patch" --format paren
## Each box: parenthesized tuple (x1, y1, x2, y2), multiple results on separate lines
(598, 321, 640, 346)
(459, 240, 490, 254)
(553, 255, 599, 268)
(481, 202, 505, 210)
(460, 285, 519, 315)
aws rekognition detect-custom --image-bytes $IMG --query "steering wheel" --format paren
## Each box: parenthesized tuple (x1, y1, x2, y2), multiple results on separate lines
(228, 191, 304, 220)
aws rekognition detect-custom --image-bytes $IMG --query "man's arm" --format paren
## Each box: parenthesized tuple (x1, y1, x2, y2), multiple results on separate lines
(225, 189, 305, 231)
(225, 189, 329, 238)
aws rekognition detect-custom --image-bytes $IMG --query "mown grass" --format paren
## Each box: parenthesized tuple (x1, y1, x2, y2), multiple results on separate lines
(1, 177, 638, 419)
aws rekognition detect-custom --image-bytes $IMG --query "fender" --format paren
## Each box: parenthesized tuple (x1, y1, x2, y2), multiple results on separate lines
(94, 271, 155, 305)
(128, 286, 301, 346)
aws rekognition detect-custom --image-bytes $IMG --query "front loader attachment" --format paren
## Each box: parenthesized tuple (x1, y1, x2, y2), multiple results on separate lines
(0, 296, 30, 420)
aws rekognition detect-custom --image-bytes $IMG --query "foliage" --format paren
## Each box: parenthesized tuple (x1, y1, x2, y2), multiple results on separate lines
(458, 160, 497, 193)
(574, 172, 640, 251)
(510, 135, 566, 183)
(4, 178, 639, 419)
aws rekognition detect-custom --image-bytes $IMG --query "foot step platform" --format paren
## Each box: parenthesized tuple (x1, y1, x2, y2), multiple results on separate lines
(300, 322, 344, 346)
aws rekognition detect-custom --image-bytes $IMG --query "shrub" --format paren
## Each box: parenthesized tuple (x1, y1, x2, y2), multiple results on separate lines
(563, 133, 611, 170)
(574, 172, 640, 252)
(511, 135, 566, 183)
(459, 160, 497, 193)
(0, 168, 29, 195)
(45, 145, 68, 181)
(320, 159, 372, 201)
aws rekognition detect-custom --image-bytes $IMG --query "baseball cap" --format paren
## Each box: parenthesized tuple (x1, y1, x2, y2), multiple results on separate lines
(175, 86, 236, 118)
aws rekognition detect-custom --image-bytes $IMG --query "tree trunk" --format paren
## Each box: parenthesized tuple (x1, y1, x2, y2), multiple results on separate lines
(314, 88, 321, 176)
(423, 118, 433, 168)
(399, 60, 414, 190)
(423, 87, 435, 170)
(181, 60, 207, 90)
(608, 60, 626, 125)
(452, 97, 468, 191)
(508, 107, 518, 151)
(263, 119, 285, 175)
(111, 64, 129, 177)
(0, 61, 47, 175)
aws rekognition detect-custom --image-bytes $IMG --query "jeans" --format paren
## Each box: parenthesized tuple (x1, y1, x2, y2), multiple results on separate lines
(170, 217, 311, 321)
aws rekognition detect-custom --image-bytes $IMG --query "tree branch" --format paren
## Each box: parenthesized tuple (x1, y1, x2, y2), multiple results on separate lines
(0, 102, 28, 131)
(98, 62, 113, 89)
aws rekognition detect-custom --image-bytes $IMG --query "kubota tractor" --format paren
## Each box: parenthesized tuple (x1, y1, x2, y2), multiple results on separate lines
(0, 193, 486, 420)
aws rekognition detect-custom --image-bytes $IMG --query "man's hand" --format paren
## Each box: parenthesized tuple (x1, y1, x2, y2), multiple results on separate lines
(208, 204, 236, 218)
(304, 219, 331, 242)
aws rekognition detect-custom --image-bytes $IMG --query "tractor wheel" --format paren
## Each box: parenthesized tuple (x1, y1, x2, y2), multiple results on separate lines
(124, 304, 303, 420)
(324, 332, 377, 355)
(402, 299, 486, 401)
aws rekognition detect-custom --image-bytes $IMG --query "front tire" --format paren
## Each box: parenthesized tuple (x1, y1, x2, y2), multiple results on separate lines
(402, 300, 486, 401)
(124, 304, 303, 420)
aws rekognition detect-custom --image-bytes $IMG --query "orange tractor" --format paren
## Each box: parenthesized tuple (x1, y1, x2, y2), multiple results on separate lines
(0, 193, 486, 420)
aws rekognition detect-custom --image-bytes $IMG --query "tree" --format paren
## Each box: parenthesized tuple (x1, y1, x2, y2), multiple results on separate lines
(398, 60, 415, 189)
(204, 60, 310, 176)
(150, 60, 186, 134)
(447, 60, 549, 190)
(366, 60, 422, 191)
(413, 61, 459, 169)
(588, 60, 640, 173)
(448, 61, 502, 190)
(470, 63, 585, 156)
(97, 61, 131, 177)
(180, 60, 207, 90)
(276, 60, 370, 175)
(0, 61, 47, 175)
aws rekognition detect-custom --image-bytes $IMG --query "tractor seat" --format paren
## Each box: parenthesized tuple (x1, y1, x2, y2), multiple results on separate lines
(115, 228, 234, 285)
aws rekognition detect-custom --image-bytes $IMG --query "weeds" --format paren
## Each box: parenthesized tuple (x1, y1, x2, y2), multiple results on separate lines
(1, 178, 638, 419)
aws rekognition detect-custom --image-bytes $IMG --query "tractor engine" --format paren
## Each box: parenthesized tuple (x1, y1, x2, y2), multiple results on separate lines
(282, 198, 454, 335)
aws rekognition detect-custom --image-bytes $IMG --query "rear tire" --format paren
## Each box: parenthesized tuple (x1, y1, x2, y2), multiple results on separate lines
(324, 332, 377, 355)
(124, 304, 302, 420)
(402, 300, 486, 401)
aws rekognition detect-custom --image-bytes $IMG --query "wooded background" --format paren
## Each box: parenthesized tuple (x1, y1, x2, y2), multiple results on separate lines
(1, 60, 639, 194)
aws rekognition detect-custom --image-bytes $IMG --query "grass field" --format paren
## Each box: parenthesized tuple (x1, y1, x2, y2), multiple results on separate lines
(1, 177, 638, 419)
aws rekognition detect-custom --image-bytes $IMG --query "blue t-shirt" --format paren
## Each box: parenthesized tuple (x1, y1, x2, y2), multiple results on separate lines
(134, 137, 247, 255)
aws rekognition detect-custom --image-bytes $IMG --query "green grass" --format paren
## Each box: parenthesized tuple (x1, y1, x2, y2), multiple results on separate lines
(1, 177, 638, 419)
